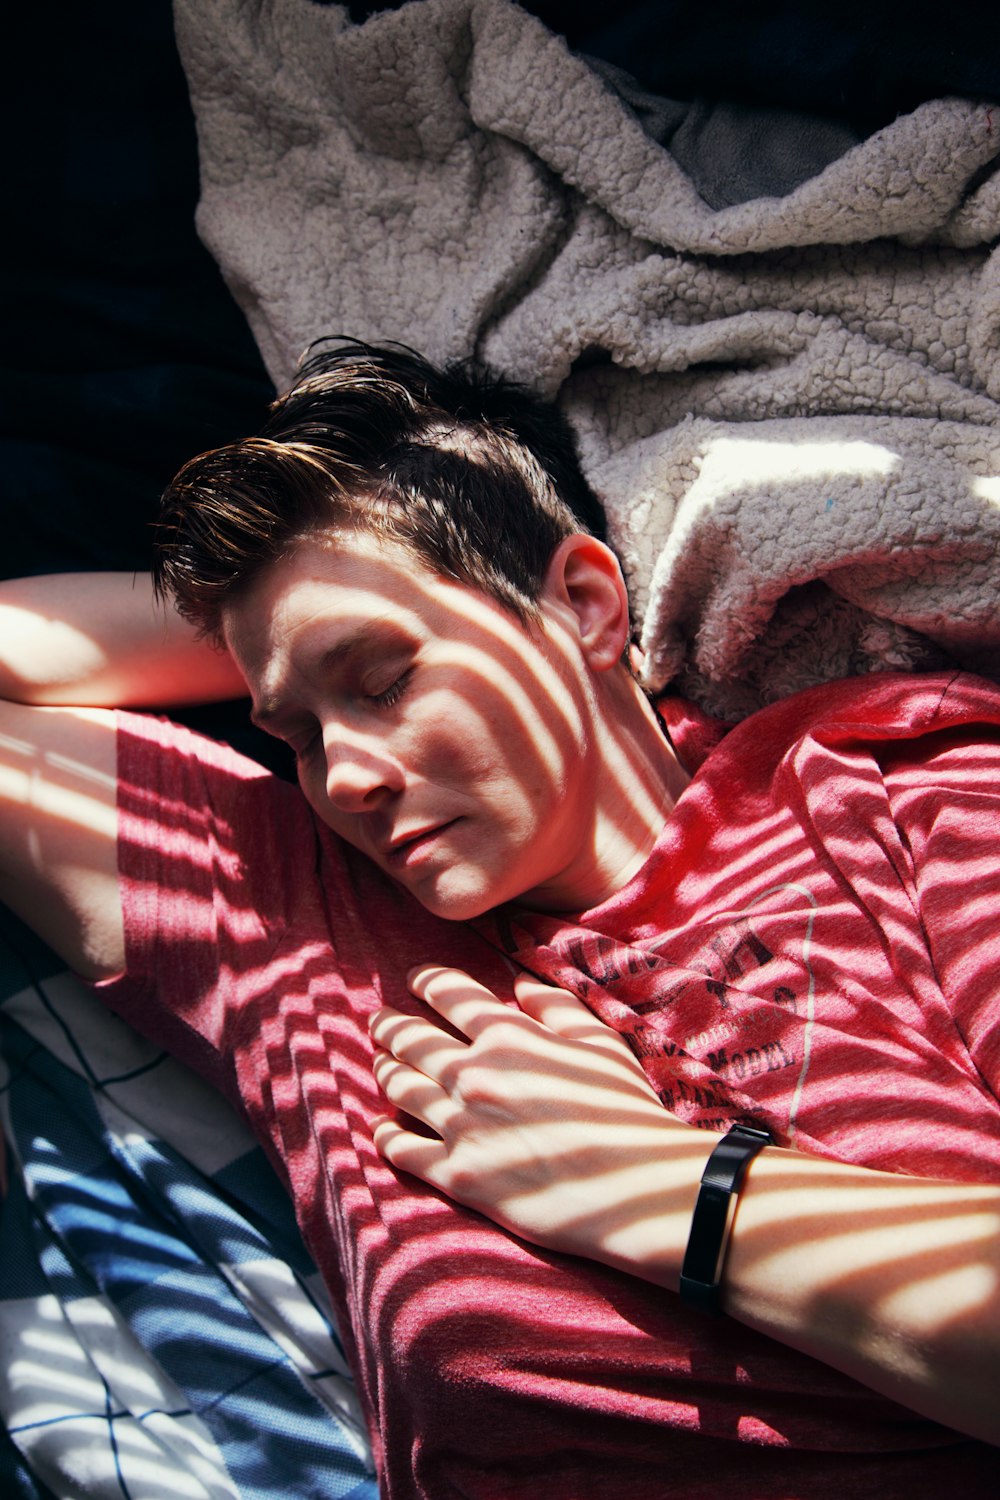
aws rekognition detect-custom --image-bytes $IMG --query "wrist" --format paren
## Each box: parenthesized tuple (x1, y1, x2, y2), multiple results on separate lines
(586, 1122, 723, 1289)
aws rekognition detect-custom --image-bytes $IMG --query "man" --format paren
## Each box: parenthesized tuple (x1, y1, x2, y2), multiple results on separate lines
(1, 343, 998, 1498)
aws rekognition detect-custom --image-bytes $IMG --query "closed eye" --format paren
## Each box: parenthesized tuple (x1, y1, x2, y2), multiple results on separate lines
(366, 667, 413, 710)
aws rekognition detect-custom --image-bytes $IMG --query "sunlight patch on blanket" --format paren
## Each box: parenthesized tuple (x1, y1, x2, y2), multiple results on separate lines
(972, 475, 1000, 506)
(696, 436, 900, 493)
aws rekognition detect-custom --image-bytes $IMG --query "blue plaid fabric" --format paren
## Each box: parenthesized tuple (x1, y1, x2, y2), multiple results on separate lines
(0, 908, 377, 1500)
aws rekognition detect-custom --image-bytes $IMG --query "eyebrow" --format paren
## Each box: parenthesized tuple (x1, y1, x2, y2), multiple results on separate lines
(249, 618, 406, 729)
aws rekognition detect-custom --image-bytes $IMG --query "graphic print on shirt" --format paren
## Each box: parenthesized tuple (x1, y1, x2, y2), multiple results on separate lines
(650, 882, 820, 1144)
(486, 882, 822, 1143)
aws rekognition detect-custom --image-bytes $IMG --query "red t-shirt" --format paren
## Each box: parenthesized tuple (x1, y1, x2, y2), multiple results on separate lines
(96, 671, 1000, 1500)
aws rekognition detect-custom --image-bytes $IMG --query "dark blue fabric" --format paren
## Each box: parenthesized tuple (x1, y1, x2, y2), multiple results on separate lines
(522, 1, 1000, 131)
(2, 2, 274, 581)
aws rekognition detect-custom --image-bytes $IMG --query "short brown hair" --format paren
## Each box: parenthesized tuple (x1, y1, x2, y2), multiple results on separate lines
(154, 341, 605, 636)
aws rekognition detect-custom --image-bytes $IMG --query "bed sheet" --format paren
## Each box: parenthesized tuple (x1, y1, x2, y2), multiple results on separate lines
(0, 908, 377, 1499)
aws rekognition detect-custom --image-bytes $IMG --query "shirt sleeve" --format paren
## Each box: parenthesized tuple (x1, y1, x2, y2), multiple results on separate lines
(92, 710, 319, 1101)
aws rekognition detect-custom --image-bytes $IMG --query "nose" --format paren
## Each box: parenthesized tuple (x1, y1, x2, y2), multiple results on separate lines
(322, 723, 404, 813)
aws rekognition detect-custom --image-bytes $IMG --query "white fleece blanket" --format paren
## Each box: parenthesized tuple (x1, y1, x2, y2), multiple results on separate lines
(174, 0, 1000, 716)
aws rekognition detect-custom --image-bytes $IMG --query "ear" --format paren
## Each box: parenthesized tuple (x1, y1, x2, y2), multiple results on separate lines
(541, 535, 631, 672)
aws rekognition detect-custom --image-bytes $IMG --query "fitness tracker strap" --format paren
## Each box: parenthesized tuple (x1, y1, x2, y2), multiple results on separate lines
(679, 1122, 772, 1314)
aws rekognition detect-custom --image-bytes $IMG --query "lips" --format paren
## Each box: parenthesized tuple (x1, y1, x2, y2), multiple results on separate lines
(382, 819, 459, 865)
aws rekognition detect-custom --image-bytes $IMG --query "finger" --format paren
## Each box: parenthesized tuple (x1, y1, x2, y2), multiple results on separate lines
(407, 965, 521, 1040)
(372, 1114, 450, 1185)
(372, 1051, 457, 1130)
(511, 975, 605, 1039)
(369, 1007, 469, 1079)
(513, 975, 654, 1081)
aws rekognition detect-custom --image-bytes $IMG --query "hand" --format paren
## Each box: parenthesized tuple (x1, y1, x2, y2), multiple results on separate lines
(369, 965, 714, 1272)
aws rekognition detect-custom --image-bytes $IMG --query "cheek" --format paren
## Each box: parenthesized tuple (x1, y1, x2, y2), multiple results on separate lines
(421, 687, 560, 796)
(432, 723, 572, 849)
(436, 658, 577, 762)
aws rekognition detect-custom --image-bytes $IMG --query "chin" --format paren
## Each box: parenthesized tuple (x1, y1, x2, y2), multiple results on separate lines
(410, 875, 503, 924)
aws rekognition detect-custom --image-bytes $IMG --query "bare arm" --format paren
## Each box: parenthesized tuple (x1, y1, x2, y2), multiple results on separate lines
(370, 967, 1000, 1445)
(0, 701, 122, 975)
(0, 572, 246, 707)
(0, 572, 246, 978)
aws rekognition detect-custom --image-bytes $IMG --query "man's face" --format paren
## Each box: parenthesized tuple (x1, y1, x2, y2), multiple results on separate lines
(222, 531, 604, 920)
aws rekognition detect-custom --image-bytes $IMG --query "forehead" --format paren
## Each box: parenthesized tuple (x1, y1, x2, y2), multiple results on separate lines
(220, 530, 533, 699)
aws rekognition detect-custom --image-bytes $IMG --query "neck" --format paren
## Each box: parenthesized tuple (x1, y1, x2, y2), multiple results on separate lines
(591, 670, 689, 892)
(529, 669, 690, 915)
